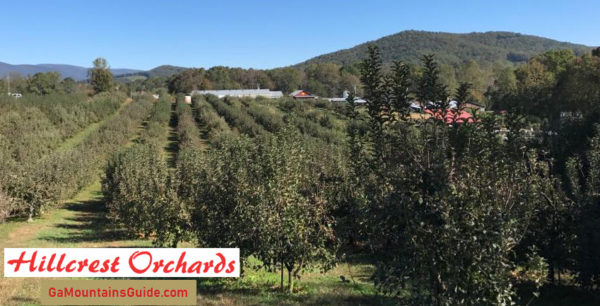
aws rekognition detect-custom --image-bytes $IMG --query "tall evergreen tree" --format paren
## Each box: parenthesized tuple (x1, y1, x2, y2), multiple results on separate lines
(360, 46, 384, 122)
(417, 54, 448, 108)
(388, 61, 411, 118)
(454, 82, 472, 110)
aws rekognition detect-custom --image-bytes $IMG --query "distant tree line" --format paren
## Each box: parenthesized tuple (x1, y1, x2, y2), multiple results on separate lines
(118, 57, 527, 106)
(0, 57, 116, 96)
(0, 72, 83, 96)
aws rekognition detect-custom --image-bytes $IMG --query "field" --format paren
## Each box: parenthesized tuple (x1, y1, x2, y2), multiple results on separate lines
(2, 79, 600, 305)
(0, 93, 396, 305)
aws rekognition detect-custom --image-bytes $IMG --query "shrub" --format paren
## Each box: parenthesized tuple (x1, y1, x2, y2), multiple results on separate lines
(176, 102, 203, 149)
(138, 96, 171, 151)
(103, 144, 172, 238)
(206, 95, 265, 137)
(192, 95, 231, 140)
(0, 186, 14, 223)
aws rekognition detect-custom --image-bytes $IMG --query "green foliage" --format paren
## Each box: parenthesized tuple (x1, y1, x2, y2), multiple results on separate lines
(103, 95, 192, 246)
(268, 67, 302, 94)
(454, 82, 472, 109)
(21, 44, 600, 304)
(534, 49, 577, 75)
(103, 144, 173, 239)
(304, 62, 360, 97)
(386, 61, 411, 116)
(0, 93, 151, 220)
(27, 72, 61, 95)
(0, 93, 121, 163)
(138, 95, 171, 150)
(342, 47, 555, 304)
(206, 95, 265, 137)
(175, 102, 203, 149)
(417, 54, 448, 105)
(61, 77, 79, 94)
(175, 136, 264, 252)
(168, 69, 210, 93)
(486, 67, 517, 106)
(554, 55, 600, 113)
(566, 125, 600, 289)
(191, 95, 231, 140)
(255, 130, 337, 292)
(173, 130, 339, 291)
(246, 102, 285, 133)
(367, 122, 545, 304)
(360, 46, 384, 120)
(165, 63, 357, 98)
(90, 57, 115, 93)
(457, 60, 484, 88)
(0, 184, 15, 223)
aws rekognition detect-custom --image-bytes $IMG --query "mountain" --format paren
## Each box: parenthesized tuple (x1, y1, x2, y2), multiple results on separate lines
(0, 62, 142, 81)
(295, 31, 593, 68)
(146, 65, 188, 78)
(1, 31, 594, 82)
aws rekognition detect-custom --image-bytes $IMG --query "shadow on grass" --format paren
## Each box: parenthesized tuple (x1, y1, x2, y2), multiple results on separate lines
(37, 196, 134, 244)
(166, 103, 179, 168)
(9, 296, 38, 304)
(526, 284, 600, 306)
(193, 277, 398, 306)
(191, 103, 211, 141)
(196, 289, 397, 306)
(3, 216, 31, 223)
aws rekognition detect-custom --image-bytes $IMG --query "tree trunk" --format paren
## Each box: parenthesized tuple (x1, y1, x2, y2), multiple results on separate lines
(548, 260, 555, 285)
(280, 260, 284, 292)
(171, 233, 179, 248)
(27, 205, 34, 222)
(288, 266, 294, 293)
(239, 256, 244, 278)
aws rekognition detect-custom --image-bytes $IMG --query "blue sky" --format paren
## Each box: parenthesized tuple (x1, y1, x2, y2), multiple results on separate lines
(1, 0, 598, 70)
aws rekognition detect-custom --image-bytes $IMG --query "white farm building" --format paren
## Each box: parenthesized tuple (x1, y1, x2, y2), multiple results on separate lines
(191, 89, 283, 99)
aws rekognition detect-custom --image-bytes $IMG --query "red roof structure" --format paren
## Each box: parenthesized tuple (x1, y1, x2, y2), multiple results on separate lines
(425, 108, 476, 124)
(289, 90, 316, 99)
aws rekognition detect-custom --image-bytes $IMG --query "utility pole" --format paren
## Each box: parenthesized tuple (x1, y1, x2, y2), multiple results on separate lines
(7, 73, 10, 95)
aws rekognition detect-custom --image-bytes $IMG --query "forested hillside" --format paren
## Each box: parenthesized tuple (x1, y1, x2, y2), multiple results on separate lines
(296, 31, 591, 68)
(115, 65, 188, 81)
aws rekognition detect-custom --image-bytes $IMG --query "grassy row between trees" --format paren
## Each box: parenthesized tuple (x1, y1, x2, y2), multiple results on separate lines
(280, 100, 346, 145)
(191, 95, 231, 141)
(0, 93, 153, 221)
(175, 99, 204, 150)
(205, 94, 266, 137)
(0, 92, 121, 164)
(137, 95, 172, 153)
(103, 94, 209, 246)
